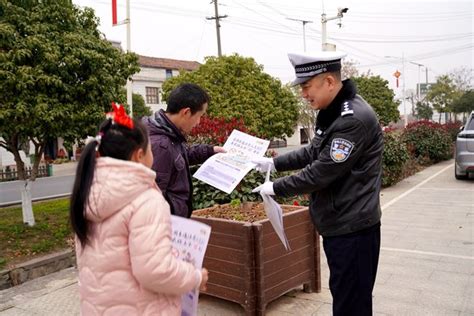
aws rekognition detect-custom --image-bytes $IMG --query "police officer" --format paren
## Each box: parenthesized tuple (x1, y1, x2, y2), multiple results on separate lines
(252, 50, 383, 316)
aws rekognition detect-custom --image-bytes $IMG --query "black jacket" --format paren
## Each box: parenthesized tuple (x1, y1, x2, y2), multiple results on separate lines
(142, 110, 215, 218)
(273, 80, 383, 237)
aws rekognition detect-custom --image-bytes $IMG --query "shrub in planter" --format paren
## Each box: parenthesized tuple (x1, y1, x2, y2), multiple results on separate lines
(188, 116, 248, 145)
(402, 120, 453, 164)
(382, 130, 410, 187)
(192, 168, 265, 209)
(193, 202, 320, 315)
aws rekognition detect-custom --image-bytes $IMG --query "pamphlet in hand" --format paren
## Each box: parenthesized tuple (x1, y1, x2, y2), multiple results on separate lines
(193, 130, 270, 193)
(260, 167, 291, 251)
(170, 215, 211, 316)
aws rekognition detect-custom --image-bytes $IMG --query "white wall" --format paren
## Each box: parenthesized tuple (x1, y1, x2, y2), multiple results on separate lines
(286, 125, 314, 146)
(0, 141, 31, 168)
(132, 66, 169, 114)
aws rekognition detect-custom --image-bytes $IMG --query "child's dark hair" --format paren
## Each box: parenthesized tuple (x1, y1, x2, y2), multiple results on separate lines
(166, 83, 210, 115)
(70, 118, 149, 248)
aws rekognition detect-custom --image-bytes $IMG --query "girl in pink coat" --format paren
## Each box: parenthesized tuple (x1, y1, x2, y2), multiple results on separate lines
(70, 104, 208, 315)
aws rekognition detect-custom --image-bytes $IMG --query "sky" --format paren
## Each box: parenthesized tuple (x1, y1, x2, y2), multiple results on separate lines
(72, 0, 473, 101)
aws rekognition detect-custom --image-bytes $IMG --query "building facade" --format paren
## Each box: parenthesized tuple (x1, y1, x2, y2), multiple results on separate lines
(132, 55, 200, 113)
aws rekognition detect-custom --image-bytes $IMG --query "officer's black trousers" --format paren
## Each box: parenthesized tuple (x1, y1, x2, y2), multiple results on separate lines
(323, 223, 381, 316)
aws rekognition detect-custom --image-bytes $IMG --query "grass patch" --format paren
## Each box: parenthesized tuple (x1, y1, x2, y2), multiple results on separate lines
(0, 198, 73, 270)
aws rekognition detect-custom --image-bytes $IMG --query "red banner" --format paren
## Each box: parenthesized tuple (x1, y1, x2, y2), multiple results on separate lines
(112, 0, 118, 26)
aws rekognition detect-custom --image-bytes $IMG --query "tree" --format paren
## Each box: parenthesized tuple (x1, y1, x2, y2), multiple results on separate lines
(352, 75, 400, 125)
(0, 0, 139, 225)
(451, 90, 474, 121)
(161, 54, 299, 140)
(415, 101, 433, 120)
(122, 93, 152, 118)
(425, 75, 460, 123)
(131, 93, 152, 118)
(341, 60, 360, 79)
(289, 85, 316, 141)
(449, 66, 473, 92)
(341, 59, 372, 80)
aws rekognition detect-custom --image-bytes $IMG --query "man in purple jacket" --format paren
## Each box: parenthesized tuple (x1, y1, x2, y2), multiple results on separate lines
(143, 83, 225, 218)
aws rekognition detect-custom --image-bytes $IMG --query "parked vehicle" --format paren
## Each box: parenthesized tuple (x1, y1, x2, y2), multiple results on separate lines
(455, 111, 474, 179)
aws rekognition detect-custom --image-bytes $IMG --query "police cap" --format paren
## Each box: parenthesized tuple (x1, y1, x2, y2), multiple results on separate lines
(288, 51, 347, 85)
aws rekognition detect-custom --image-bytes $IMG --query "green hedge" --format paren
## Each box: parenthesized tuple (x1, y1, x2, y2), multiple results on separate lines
(382, 130, 410, 187)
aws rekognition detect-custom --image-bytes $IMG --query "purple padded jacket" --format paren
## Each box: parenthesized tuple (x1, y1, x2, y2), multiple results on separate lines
(143, 110, 215, 218)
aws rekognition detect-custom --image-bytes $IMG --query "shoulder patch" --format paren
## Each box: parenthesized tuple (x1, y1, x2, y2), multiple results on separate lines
(330, 138, 354, 163)
(341, 101, 354, 116)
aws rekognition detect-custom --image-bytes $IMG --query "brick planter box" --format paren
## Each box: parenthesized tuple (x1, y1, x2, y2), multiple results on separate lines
(192, 204, 321, 315)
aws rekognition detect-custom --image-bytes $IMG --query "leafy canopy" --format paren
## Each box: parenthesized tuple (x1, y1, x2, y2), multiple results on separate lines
(162, 54, 299, 140)
(451, 90, 474, 114)
(0, 0, 139, 179)
(425, 75, 460, 115)
(352, 75, 400, 125)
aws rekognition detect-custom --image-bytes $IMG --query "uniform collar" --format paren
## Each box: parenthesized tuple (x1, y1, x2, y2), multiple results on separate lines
(316, 79, 357, 129)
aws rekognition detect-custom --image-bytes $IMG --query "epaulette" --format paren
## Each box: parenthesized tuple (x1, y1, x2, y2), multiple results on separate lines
(341, 101, 354, 117)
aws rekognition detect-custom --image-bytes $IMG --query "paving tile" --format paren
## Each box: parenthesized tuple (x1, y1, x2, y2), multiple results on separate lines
(311, 303, 332, 316)
(377, 262, 433, 279)
(417, 291, 467, 312)
(374, 286, 420, 304)
(429, 270, 470, 289)
(0, 307, 36, 316)
(374, 294, 460, 316)
(266, 296, 324, 315)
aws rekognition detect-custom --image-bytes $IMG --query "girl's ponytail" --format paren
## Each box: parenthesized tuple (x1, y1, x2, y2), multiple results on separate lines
(70, 140, 99, 248)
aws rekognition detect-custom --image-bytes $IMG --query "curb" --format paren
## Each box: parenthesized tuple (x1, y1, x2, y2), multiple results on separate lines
(0, 249, 75, 290)
(0, 193, 71, 208)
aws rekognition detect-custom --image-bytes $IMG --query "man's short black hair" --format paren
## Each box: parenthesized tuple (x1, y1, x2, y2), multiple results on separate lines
(166, 83, 210, 115)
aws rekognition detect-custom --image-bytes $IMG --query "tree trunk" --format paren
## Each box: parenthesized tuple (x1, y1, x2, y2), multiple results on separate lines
(9, 135, 26, 180)
(21, 180, 35, 226)
(30, 139, 46, 181)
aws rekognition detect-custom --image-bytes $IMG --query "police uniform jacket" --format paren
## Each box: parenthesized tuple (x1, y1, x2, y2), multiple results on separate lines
(273, 79, 383, 237)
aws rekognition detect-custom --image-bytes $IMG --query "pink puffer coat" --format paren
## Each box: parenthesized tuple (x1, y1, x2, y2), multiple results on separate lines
(75, 157, 201, 316)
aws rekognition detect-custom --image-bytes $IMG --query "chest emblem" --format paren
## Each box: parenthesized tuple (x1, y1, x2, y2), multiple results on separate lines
(330, 138, 354, 163)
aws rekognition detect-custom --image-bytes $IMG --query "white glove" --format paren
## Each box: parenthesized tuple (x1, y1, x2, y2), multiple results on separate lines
(252, 181, 275, 195)
(251, 157, 275, 173)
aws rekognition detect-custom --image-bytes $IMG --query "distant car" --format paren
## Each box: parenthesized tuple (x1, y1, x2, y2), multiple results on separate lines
(455, 111, 474, 179)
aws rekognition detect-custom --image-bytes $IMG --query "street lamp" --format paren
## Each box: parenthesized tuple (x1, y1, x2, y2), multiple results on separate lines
(385, 54, 407, 127)
(410, 61, 425, 100)
(287, 18, 313, 52)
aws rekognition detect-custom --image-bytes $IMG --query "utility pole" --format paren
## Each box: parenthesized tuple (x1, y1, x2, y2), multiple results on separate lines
(321, 8, 348, 51)
(206, 0, 227, 57)
(402, 53, 407, 127)
(126, 0, 132, 117)
(112, 0, 133, 117)
(287, 18, 313, 52)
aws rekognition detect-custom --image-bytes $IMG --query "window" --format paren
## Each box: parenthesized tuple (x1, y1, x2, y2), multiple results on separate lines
(146, 87, 159, 104)
(300, 128, 309, 144)
(166, 69, 173, 79)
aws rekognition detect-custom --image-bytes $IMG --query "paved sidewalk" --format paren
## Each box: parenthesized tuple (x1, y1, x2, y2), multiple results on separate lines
(51, 162, 77, 177)
(0, 160, 472, 315)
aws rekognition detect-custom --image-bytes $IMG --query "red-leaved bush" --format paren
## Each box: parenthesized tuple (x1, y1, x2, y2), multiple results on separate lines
(189, 116, 248, 145)
(402, 120, 453, 164)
